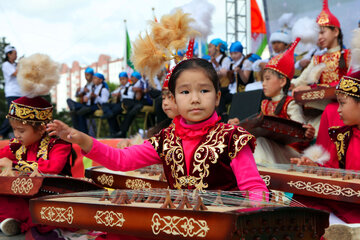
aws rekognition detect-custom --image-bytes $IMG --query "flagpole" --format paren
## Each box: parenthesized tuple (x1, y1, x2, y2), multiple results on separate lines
(123, 19, 127, 71)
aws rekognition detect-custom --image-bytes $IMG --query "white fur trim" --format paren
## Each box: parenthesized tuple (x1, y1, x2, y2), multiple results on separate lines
(303, 145, 330, 165)
(307, 63, 326, 85)
(350, 29, 360, 73)
(270, 31, 291, 44)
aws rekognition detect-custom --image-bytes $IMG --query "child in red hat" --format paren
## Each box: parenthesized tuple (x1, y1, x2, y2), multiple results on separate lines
(0, 53, 73, 236)
(229, 38, 315, 164)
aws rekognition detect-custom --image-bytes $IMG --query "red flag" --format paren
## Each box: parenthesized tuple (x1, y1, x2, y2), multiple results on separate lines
(251, 0, 266, 34)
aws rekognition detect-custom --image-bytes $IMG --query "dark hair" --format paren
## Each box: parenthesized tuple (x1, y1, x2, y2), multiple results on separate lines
(263, 69, 290, 115)
(168, 58, 220, 95)
(4, 51, 13, 62)
(327, 26, 346, 70)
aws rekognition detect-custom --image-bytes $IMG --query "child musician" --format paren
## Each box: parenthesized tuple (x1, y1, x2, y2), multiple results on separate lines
(291, 67, 360, 224)
(229, 38, 315, 164)
(292, 0, 350, 90)
(0, 53, 73, 236)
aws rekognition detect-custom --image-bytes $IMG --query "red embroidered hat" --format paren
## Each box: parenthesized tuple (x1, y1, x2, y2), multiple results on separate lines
(316, 0, 340, 28)
(265, 37, 301, 80)
(6, 53, 59, 125)
(7, 96, 53, 124)
(164, 38, 195, 85)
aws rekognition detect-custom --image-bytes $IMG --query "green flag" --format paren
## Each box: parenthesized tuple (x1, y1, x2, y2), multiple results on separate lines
(126, 28, 134, 69)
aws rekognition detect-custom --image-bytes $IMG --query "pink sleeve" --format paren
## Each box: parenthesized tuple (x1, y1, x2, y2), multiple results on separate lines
(83, 138, 162, 171)
(37, 142, 71, 174)
(230, 145, 269, 202)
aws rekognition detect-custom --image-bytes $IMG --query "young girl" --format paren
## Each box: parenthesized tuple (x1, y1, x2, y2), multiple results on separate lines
(229, 38, 315, 164)
(0, 54, 73, 236)
(48, 58, 268, 201)
(292, 0, 350, 90)
(290, 68, 360, 224)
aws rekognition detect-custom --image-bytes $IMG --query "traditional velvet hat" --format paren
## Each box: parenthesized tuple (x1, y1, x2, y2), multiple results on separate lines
(336, 29, 360, 98)
(6, 53, 59, 125)
(265, 37, 300, 80)
(316, 0, 340, 28)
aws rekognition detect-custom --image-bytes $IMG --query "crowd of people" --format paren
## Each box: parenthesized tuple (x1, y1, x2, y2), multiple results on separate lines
(0, 0, 360, 239)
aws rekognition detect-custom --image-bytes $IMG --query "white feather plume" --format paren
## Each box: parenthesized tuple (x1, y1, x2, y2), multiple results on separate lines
(303, 145, 330, 165)
(307, 63, 326, 85)
(350, 29, 360, 73)
(292, 17, 319, 54)
(17, 53, 60, 98)
(278, 12, 294, 31)
(177, 0, 214, 39)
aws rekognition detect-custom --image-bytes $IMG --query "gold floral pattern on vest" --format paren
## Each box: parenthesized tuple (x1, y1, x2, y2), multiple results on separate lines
(149, 123, 255, 191)
(313, 49, 349, 85)
(329, 126, 352, 169)
(9, 136, 52, 173)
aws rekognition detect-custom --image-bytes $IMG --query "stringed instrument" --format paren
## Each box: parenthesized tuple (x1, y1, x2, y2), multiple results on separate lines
(85, 165, 168, 190)
(258, 163, 360, 204)
(0, 170, 102, 197)
(239, 114, 307, 144)
(30, 189, 329, 239)
(293, 86, 336, 104)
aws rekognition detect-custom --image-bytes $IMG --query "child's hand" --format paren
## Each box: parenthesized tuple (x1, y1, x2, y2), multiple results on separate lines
(0, 157, 13, 168)
(303, 124, 315, 140)
(290, 156, 318, 166)
(47, 120, 76, 142)
(47, 120, 93, 153)
(228, 118, 240, 126)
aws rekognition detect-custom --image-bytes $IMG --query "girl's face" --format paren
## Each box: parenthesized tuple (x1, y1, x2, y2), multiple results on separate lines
(119, 77, 128, 86)
(318, 27, 338, 49)
(131, 76, 138, 84)
(337, 93, 360, 128)
(230, 52, 243, 62)
(162, 91, 178, 119)
(7, 50, 17, 63)
(174, 69, 220, 124)
(10, 120, 45, 146)
(85, 73, 92, 82)
(262, 70, 286, 98)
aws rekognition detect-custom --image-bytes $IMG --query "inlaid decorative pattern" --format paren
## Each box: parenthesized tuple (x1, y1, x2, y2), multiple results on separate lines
(94, 211, 125, 227)
(260, 175, 271, 186)
(151, 213, 209, 238)
(287, 180, 360, 197)
(97, 174, 114, 187)
(125, 179, 152, 190)
(301, 90, 325, 101)
(11, 178, 34, 194)
(40, 207, 73, 224)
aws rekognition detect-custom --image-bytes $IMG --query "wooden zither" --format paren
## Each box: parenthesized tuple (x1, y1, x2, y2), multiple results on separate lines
(85, 165, 168, 190)
(30, 189, 329, 239)
(258, 163, 360, 204)
(293, 86, 336, 104)
(239, 114, 306, 145)
(0, 171, 102, 197)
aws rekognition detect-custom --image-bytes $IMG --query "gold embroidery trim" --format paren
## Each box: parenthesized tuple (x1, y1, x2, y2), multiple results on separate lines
(338, 78, 359, 93)
(334, 131, 350, 162)
(317, 12, 330, 25)
(9, 102, 52, 121)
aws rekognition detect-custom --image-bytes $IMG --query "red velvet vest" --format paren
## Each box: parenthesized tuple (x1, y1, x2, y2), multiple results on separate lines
(313, 49, 350, 85)
(329, 125, 353, 169)
(148, 123, 255, 191)
(9, 136, 72, 176)
(261, 96, 294, 119)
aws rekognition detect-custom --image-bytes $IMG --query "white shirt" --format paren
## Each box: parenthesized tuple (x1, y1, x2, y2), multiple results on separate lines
(87, 83, 109, 105)
(211, 54, 231, 71)
(2, 61, 22, 97)
(245, 81, 263, 92)
(228, 57, 254, 94)
(119, 83, 135, 100)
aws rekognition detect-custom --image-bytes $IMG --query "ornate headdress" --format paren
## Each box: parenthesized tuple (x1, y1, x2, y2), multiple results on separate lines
(316, 0, 340, 28)
(131, 9, 199, 83)
(336, 29, 360, 98)
(265, 37, 301, 80)
(6, 53, 60, 125)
